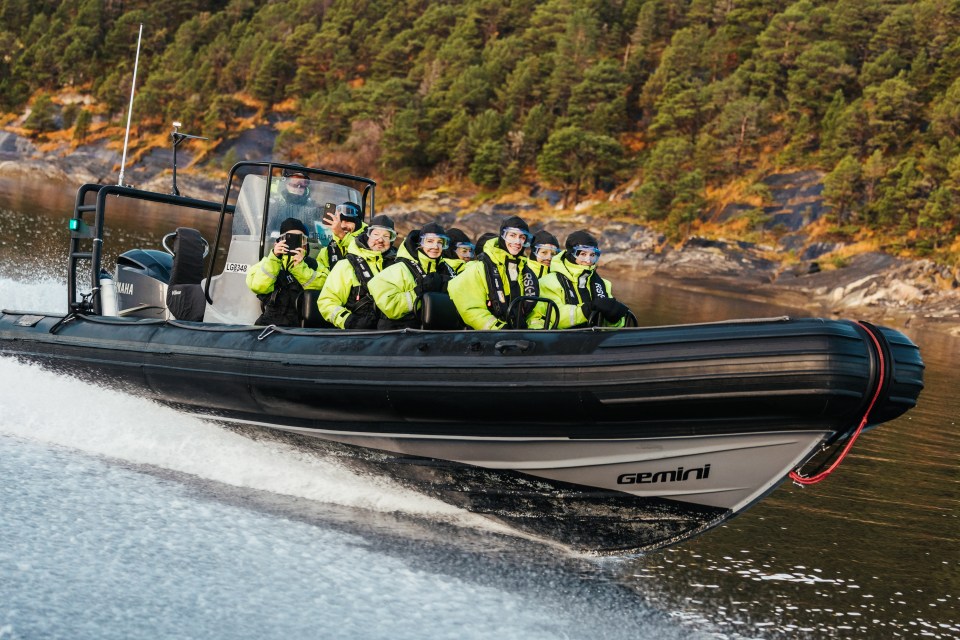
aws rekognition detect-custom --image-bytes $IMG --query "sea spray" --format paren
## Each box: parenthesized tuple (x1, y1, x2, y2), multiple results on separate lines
(0, 356, 479, 521)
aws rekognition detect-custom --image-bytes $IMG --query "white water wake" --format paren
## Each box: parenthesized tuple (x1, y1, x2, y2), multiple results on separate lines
(0, 277, 503, 529)
(0, 356, 475, 519)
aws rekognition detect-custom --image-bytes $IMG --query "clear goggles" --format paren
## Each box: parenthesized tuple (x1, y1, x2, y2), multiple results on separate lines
(454, 242, 475, 259)
(534, 244, 559, 259)
(501, 227, 533, 247)
(367, 226, 397, 242)
(420, 233, 450, 250)
(572, 245, 601, 264)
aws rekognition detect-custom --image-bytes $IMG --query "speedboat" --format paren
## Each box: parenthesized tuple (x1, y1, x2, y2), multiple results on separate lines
(0, 161, 924, 554)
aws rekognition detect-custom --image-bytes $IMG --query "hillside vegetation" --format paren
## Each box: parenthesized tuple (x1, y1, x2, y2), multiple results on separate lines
(2, 0, 959, 262)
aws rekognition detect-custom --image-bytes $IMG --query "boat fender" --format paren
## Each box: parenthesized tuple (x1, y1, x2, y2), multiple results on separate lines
(99, 272, 119, 316)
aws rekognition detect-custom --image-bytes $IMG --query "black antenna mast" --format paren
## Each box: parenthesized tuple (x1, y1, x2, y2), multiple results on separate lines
(170, 121, 208, 196)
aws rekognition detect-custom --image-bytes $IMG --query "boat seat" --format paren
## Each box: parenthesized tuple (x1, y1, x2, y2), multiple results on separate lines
(301, 290, 333, 328)
(421, 292, 464, 330)
(166, 227, 206, 322)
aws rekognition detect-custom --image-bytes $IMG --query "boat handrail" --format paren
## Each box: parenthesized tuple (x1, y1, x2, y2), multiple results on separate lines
(506, 296, 560, 330)
(67, 183, 233, 315)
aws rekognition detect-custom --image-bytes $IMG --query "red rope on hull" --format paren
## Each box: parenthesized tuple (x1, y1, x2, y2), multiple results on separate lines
(789, 321, 886, 486)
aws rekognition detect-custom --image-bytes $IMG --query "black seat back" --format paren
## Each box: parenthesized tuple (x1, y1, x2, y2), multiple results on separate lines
(166, 228, 206, 321)
(301, 290, 334, 328)
(421, 292, 463, 330)
(169, 228, 205, 286)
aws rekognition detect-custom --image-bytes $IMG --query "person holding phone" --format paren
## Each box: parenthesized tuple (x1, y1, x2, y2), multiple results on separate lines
(317, 201, 367, 270)
(246, 218, 327, 326)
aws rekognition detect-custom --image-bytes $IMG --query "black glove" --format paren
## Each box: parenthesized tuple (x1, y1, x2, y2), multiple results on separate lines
(593, 297, 629, 322)
(420, 272, 444, 293)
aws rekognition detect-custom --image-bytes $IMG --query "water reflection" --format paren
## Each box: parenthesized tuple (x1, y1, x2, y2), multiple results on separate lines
(0, 176, 222, 283)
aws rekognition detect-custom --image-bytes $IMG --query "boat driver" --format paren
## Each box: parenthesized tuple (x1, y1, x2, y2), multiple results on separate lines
(270, 168, 322, 235)
(531, 230, 630, 329)
(448, 216, 541, 330)
(246, 218, 326, 326)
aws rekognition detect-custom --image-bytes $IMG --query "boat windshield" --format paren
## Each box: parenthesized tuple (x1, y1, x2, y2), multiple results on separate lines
(202, 171, 365, 325)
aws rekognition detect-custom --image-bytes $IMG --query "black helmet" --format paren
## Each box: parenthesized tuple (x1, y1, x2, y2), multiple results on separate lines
(282, 163, 307, 178)
(499, 215, 530, 236)
(279, 218, 308, 235)
(565, 230, 599, 252)
(474, 232, 497, 257)
(418, 222, 449, 253)
(498, 215, 532, 253)
(564, 229, 601, 264)
(368, 214, 395, 232)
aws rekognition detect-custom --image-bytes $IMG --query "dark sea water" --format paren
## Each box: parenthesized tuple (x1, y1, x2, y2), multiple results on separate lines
(1, 175, 957, 639)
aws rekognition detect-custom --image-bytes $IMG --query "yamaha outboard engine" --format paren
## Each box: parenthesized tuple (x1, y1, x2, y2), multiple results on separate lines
(112, 227, 207, 320)
(113, 249, 173, 319)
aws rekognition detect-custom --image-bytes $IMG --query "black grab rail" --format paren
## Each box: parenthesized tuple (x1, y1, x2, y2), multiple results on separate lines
(67, 184, 230, 314)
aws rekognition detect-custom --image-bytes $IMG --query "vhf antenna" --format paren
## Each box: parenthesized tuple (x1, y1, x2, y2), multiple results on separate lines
(170, 121, 208, 196)
(118, 23, 143, 187)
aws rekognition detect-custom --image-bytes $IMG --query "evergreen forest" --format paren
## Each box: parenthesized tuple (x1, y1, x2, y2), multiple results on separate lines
(2, 0, 960, 260)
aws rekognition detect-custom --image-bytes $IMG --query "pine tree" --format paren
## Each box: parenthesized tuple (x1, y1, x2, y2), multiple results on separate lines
(823, 154, 863, 224)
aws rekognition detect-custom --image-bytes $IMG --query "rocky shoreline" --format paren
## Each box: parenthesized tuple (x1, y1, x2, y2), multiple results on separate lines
(2, 131, 958, 336)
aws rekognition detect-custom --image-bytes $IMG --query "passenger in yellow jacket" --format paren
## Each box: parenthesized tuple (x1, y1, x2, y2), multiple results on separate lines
(527, 229, 560, 279)
(531, 230, 630, 329)
(447, 216, 541, 330)
(368, 222, 455, 330)
(246, 218, 326, 326)
(316, 215, 396, 330)
(316, 202, 367, 270)
(441, 227, 475, 275)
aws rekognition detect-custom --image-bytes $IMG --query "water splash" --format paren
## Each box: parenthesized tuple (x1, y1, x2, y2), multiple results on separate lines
(0, 355, 483, 522)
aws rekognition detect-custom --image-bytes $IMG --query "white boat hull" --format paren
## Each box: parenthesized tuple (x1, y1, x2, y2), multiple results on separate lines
(207, 415, 829, 512)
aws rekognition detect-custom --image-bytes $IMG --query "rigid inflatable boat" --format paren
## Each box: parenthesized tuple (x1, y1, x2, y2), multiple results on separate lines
(0, 161, 925, 553)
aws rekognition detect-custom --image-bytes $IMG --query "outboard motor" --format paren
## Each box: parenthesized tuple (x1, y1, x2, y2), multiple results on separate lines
(111, 227, 208, 320)
(113, 249, 173, 319)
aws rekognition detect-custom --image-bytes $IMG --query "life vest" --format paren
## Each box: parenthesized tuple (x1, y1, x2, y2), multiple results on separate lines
(554, 268, 610, 326)
(256, 266, 304, 327)
(392, 256, 456, 322)
(343, 253, 381, 329)
(480, 253, 540, 328)
(327, 238, 346, 267)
